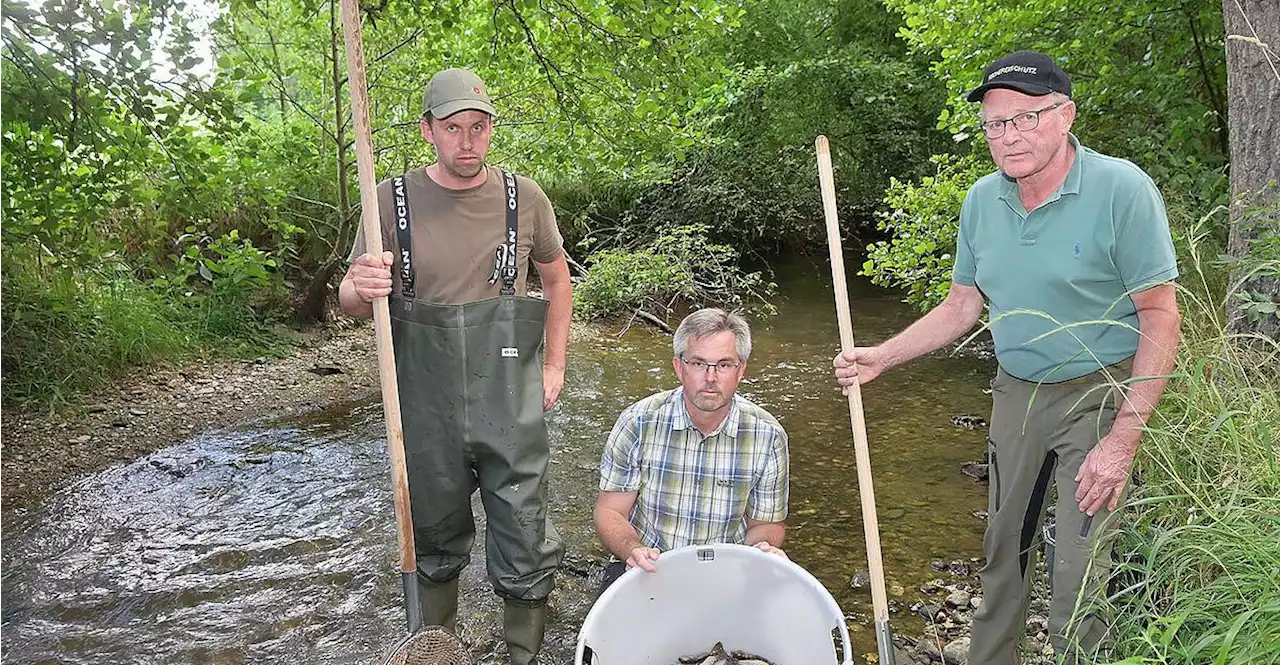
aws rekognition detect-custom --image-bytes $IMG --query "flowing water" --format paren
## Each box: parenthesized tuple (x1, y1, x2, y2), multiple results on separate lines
(2, 257, 994, 664)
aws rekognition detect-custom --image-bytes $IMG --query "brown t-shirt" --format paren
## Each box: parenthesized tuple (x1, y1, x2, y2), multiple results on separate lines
(348, 165, 564, 304)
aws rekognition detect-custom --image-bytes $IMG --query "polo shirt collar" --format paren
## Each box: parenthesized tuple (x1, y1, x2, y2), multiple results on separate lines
(997, 133, 1084, 208)
(670, 388, 741, 438)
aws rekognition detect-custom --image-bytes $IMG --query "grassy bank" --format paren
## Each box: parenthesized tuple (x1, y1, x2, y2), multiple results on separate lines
(1092, 224, 1280, 664)
(1, 258, 287, 409)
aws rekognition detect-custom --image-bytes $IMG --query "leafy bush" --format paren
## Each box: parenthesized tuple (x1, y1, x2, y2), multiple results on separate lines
(1, 252, 186, 406)
(615, 50, 951, 254)
(861, 152, 990, 311)
(573, 225, 775, 320)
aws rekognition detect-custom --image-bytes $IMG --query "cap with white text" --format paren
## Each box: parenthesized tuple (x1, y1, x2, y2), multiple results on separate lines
(966, 50, 1071, 102)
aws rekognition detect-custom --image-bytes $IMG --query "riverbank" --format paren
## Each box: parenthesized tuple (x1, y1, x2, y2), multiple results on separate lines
(1, 315, 621, 511)
(1, 319, 383, 510)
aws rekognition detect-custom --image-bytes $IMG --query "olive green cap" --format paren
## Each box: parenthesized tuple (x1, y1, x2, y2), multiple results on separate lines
(422, 68, 497, 119)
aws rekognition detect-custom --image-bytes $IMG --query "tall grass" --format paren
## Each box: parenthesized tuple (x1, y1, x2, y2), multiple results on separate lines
(1, 254, 285, 409)
(1094, 212, 1280, 664)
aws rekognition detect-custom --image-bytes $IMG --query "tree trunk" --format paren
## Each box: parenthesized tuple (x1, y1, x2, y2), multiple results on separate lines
(331, 0, 351, 237)
(1223, 0, 1280, 339)
(296, 258, 343, 324)
(292, 0, 355, 324)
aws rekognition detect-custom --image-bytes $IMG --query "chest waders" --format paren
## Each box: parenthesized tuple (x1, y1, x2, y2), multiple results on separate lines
(389, 171, 561, 664)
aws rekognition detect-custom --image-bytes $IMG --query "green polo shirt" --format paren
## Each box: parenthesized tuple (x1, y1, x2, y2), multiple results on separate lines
(952, 135, 1178, 382)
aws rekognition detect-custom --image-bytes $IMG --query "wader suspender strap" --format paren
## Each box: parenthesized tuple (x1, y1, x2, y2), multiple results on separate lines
(392, 175, 415, 299)
(499, 170, 519, 297)
(394, 170, 518, 299)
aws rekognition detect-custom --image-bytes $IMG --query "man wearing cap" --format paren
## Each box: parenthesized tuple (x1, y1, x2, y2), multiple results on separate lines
(833, 51, 1181, 663)
(339, 67, 571, 664)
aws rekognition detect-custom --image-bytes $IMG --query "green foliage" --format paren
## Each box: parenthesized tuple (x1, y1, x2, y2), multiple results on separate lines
(216, 0, 742, 183)
(0, 254, 188, 405)
(611, 51, 950, 254)
(1221, 198, 1280, 328)
(573, 225, 775, 320)
(0, 120, 128, 266)
(542, 0, 950, 258)
(883, 0, 1229, 192)
(861, 152, 990, 311)
(1, 235, 288, 407)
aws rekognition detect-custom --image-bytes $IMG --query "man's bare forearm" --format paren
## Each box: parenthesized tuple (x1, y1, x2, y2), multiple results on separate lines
(745, 521, 785, 548)
(594, 504, 644, 560)
(1108, 286, 1181, 451)
(879, 284, 984, 369)
(543, 273, 571, 369)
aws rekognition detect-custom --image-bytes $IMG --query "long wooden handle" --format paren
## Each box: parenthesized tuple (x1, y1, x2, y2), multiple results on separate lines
(337, 0, 419, 628)
(815, 136, 895, 664)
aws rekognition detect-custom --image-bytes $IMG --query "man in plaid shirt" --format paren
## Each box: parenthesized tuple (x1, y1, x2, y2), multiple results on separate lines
(592, 308, 790, 592)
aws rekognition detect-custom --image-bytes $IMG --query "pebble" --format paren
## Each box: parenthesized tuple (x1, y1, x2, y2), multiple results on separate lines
(915, 636, 942, 661)
(946, 589, 972, 608)
(849, 569, 872, 590)
(942, 636, 970, 664)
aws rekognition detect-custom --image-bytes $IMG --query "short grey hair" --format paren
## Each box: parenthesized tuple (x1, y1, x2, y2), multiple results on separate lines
(673, 308, 752, 361)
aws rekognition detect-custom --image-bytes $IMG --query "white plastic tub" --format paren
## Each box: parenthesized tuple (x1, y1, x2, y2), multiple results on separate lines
(574, 544, 854, 665)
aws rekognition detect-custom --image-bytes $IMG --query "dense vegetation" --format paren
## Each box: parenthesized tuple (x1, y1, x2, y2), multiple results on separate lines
(2, 0, 950, 404)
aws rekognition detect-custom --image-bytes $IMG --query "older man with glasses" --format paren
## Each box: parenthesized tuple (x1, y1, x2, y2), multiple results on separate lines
(834, 50, 1181, 663)
(592, 308, 790, 594)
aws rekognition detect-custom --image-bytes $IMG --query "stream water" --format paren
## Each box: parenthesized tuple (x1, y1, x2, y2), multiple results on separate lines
(2, 257, 995, 664)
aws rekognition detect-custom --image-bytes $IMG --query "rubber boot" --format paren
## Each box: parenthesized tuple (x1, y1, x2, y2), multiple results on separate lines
(503, 599, 547, 665)
(418, 576, 459, 633)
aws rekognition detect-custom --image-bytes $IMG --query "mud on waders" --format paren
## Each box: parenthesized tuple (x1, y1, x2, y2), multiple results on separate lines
(389, 169, 563, 665)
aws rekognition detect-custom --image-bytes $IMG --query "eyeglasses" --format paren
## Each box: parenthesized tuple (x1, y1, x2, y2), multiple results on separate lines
(679, 356, 742, 375)
(979, 101, 1066, 139)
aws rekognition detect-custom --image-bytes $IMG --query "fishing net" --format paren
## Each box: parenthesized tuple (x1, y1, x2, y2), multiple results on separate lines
(377, 625, 470, 665)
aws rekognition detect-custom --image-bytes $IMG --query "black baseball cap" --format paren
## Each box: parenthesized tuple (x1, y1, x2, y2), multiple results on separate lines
(966, 50, 1072, 102)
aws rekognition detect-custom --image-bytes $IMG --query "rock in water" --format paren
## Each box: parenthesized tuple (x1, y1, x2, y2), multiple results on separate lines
(959, 461, 989, 481)
(950, 414, 987, 429)
(849, 569, 872, 590)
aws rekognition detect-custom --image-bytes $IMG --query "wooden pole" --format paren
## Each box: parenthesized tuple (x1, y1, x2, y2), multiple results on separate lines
(815, 135, 895, 665)
(337, 0, 420, 633)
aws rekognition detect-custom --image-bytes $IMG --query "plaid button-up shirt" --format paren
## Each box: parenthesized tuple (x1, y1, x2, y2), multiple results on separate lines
(599, 388, 789, 551)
